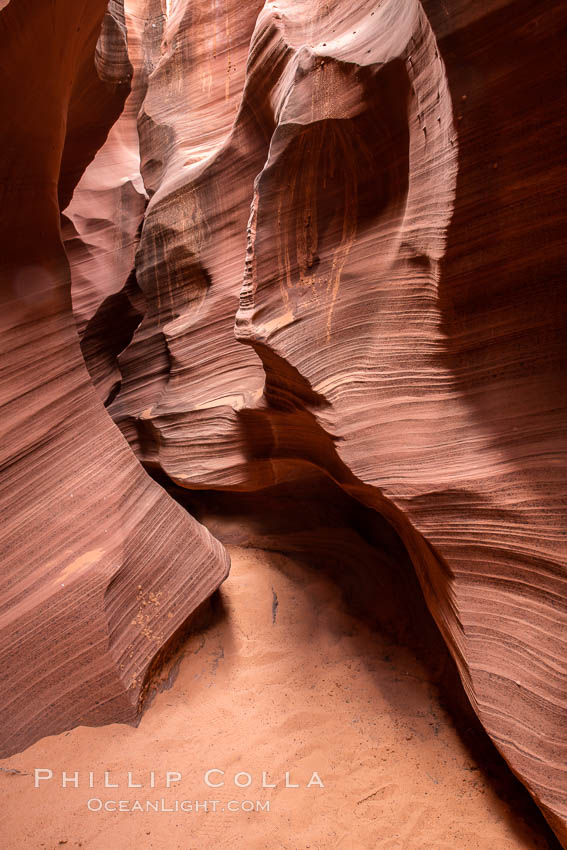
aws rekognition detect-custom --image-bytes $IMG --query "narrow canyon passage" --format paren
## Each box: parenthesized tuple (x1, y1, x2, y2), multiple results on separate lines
(0, 540, 556, 849)
(0, 0, 565, 846)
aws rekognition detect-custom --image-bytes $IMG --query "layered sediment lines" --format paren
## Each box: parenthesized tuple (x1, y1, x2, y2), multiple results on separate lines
(0, 0, 229, 757)
(1, 0, 565, 843)
(63, 0, 567, 840)
(235, 0, 567, 839)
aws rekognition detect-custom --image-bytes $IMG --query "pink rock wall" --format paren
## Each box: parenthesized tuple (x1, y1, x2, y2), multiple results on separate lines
(0, 0, 565, 842)
(0, 0, 229, 757)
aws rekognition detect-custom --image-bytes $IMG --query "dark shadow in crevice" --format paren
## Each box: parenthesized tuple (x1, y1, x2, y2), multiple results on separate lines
(149, 467, 560, 849)
(138, 588, 228, 717)
(80, 269, 145, 406)
(431, 0, 567, 489)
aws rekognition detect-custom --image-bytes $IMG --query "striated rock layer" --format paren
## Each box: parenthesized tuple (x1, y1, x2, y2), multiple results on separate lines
(63, 0, 567, 841)
(0, 0, 564, 843)
(235, 0, 567, 840)
(63, 2, 148, 405)
(0, 0, 229, 758)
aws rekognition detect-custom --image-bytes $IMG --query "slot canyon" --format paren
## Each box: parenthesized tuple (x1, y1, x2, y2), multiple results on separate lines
(0, 1, 565, 847)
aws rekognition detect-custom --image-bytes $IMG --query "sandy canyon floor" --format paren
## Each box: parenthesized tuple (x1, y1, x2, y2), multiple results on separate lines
(0, 546, 555, 849)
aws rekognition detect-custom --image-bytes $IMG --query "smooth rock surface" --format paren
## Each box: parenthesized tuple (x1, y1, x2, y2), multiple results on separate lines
(0, 0, 229, 758)
(68, 0, 566, 840)
(1, 0, 565, 843)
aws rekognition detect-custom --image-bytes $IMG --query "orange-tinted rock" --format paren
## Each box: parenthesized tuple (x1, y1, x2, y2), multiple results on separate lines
(0, 0, 229, 758)
(105, 0, 268, 482)
(77, 0, 566, 839)
(237, 1, 567, 839)
(2, 0, 565, 843)
(63, 2, 148, 405)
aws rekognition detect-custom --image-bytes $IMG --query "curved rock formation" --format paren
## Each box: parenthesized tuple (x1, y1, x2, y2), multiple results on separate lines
(62, 0, 566, 840)
(0, 0, 229, 758)
(236, 2, 567, 838)
(1, 0, 565, 844)
(235, 0, 567, 838)
(63, 2, 148, 405)
(105, 0, 268, 484)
